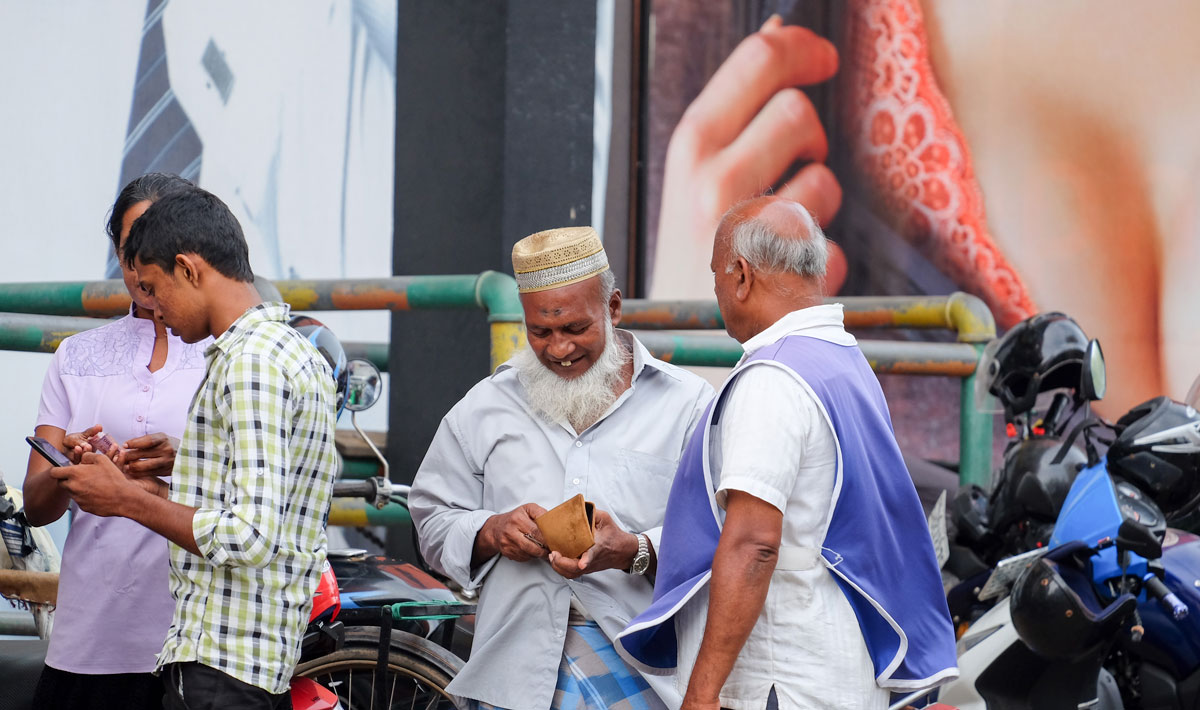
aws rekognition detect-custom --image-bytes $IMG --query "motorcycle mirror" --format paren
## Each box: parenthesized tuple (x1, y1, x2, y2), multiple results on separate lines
(1116, 518, 1162, 561)
(950, 485, 991, 544)
(343, 358, 383, 412)
(1079, 339, 1106, 402)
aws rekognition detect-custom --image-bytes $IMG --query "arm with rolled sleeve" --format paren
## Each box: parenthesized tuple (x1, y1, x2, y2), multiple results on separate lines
(192, 353, 290, 568)
(409, 408, 497, 590)
(684, 365, 809, 708)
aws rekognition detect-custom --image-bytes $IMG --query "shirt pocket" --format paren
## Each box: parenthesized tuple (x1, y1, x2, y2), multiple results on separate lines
(606, 449, 681, 532)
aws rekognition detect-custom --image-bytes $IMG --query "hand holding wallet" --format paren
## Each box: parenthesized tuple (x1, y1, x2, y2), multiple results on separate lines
(534, 493, 596, 558)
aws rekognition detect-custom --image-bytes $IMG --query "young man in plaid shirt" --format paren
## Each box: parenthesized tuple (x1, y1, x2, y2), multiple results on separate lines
(53, 186, 339, 709)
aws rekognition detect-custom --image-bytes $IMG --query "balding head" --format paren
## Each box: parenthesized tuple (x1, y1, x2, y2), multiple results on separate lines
(711, 196, 828, 342)
(715, 195, 829, 283)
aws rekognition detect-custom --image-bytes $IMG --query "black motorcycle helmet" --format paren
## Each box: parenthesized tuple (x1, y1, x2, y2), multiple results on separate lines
(1009, 543, 1136, 662)
(1107, 396, 1200, 524)
(989, 438, 1087, 540)
(979, 312, 1096, 417)
(289, 314, 349, 419)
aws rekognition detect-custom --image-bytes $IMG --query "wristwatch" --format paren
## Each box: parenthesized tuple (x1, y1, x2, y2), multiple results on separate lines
(629, 533, 650, 576)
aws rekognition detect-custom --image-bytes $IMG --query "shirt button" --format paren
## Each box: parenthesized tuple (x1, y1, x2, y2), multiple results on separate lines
(142, 385, 150, 392)
(555, 629, 564, 638)
(575, 441, 582, 448)
(572, 478, 581, 485)
(136, 415, 144, 422)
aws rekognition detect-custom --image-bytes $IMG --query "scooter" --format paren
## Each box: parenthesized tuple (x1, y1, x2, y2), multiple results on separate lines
(905, 425, 1200, 709)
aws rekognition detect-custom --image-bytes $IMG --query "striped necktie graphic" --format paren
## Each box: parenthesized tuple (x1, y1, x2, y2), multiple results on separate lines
(107, 0, 203, 278)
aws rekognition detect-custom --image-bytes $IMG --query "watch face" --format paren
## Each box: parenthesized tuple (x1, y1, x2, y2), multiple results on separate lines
(631, 553, 650, 575)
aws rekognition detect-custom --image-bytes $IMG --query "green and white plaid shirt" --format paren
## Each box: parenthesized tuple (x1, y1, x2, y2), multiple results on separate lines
(156, 302, 339, 694)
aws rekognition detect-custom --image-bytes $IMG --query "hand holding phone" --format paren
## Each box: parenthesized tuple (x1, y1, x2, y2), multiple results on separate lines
(27, 436, 72, 468)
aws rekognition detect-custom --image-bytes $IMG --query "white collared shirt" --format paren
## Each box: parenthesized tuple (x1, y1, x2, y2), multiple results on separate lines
(737, 303, 857, 360)
(675, 305, 888, 710)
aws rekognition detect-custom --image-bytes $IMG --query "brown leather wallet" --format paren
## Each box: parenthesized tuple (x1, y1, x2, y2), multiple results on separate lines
(534, 493, 596, 558)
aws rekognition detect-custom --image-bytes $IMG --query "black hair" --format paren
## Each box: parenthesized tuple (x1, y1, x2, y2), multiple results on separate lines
(122, 186, 255, 282)
(106, 173, 194, 252)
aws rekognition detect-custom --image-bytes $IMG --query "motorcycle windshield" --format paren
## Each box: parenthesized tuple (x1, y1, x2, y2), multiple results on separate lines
(973, 337, 1005, 414)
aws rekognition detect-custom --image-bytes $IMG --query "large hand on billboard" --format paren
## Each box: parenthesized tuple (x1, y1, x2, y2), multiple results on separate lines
(651, 17, 846, 299)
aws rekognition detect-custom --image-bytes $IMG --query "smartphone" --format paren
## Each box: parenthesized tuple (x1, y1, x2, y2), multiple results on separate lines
(26, 436, 72, 467)
(739, 2, 846, 182)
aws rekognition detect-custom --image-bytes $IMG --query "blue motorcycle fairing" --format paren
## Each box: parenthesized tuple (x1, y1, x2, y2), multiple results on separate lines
(1051, 458, 1200, 679)
(1051, 459, 1159, 583)
(1050, 461, 1138, 580)
(1137, 530, 1200, 677)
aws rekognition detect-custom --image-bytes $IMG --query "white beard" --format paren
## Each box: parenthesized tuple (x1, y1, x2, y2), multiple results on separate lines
(512, 320, 632, 433)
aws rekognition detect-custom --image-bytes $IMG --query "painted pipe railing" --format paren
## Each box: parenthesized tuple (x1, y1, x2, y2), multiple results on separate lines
(0, 280, 997, 488)
(606, 292, 997, 485)
(328, 497, 411, 527)
(0, 273, 526, 371)
(0, 312, 389, 372)
(0, 275, 523, 528)
(633, 330, 994, 487)
(620, 292, 994, 343)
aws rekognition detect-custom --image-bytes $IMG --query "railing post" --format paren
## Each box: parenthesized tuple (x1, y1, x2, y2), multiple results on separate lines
(959, 344, 994, 489)
(473, 271, 524, 371)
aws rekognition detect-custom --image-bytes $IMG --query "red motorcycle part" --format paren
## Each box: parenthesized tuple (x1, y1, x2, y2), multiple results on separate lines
(289, 677, 342, 710)
(309, 559, 341, 623)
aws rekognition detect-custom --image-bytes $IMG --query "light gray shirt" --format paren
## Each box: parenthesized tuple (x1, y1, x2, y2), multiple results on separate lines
(410, 331, 713, 710)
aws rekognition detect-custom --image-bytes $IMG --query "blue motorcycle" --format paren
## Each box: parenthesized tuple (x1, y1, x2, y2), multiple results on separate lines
(931, 395, 1200, 710)
(1045, 394, 1200, 708)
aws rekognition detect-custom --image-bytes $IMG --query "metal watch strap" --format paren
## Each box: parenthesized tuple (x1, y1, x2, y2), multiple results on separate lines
(629, 533, 650, 575)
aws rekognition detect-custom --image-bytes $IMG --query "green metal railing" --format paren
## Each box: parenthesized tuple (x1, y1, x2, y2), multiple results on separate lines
(619, 292, 995, 340)
(0, 278, 998, 506)
(0, 273, 525, 371)
(0, 274, 524, 527)
(620, 292, 997, 487)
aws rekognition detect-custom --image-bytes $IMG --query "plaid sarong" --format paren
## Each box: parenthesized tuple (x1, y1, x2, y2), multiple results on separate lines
(478, 612, 667, 710)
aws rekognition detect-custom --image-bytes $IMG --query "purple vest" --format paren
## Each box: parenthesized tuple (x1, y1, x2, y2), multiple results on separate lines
(617, 335, 958, 690)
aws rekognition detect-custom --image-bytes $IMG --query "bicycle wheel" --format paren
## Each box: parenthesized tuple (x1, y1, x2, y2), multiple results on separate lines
(295, 627, 463, 710)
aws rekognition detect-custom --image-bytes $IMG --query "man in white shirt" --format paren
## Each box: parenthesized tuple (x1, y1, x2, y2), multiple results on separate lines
(409, 226, 713, 710)
(618, 197, 957, 709)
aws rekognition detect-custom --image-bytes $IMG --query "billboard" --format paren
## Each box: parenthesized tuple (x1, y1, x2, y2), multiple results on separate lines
(640, 0, 1200, 459)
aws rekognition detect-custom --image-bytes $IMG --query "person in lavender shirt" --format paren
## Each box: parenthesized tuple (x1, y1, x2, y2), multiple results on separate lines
(22, 173, 211, 710)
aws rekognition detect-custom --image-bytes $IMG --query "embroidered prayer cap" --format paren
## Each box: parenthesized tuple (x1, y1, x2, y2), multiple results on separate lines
(511, 226, 610, 294)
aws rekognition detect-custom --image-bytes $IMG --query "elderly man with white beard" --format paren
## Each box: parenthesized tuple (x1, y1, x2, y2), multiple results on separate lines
(409, 226, 713, 710)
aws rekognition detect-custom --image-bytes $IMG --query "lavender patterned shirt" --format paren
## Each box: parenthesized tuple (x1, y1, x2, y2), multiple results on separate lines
(36, 309, 209, 674)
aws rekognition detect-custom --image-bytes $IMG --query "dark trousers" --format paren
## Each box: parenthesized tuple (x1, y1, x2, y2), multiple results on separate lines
(31, 664, 164, 710)
(161, 662, 290, 710)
